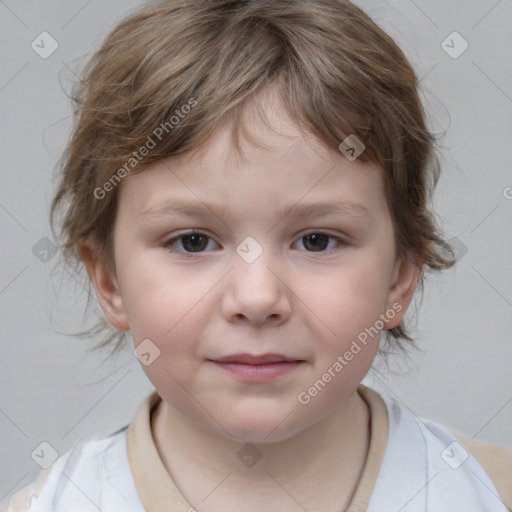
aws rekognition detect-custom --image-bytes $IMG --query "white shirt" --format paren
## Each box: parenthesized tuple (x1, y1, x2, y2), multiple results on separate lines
(17, 389, 511, 512)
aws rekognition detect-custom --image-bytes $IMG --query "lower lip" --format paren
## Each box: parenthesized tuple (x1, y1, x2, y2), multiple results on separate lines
(211, 361, 302, 381)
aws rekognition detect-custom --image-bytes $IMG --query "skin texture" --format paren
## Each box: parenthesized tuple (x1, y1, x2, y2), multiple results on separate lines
(79, 90, 420, 511)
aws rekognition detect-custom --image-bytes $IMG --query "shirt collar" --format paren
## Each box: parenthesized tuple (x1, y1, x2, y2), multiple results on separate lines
(126, 385, 389, 512)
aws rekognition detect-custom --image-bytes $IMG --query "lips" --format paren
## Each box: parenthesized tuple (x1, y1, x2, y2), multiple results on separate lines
(212, 353, 300, 364)
(209, 353, 304, 381)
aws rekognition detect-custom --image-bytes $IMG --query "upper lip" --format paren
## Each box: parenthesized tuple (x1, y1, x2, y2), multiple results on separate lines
(211, 353, 301, 364)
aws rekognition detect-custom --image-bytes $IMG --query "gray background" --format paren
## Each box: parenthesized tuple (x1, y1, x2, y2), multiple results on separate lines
(1, 0, 511, 506)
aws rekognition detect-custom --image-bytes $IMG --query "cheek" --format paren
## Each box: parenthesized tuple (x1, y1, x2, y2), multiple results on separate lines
(119, 260, 213, 413)
(296, 254, 393, 339)
(116, 251, 215, 341)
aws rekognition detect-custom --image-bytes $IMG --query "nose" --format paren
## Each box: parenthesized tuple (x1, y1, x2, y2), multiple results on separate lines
(220, 250, 292, 327)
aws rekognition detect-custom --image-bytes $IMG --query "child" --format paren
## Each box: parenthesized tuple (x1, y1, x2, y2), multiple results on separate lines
(6, 0, 512, 510)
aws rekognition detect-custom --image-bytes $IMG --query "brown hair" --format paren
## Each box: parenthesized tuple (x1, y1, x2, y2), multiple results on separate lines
(50, 0, 455, 356)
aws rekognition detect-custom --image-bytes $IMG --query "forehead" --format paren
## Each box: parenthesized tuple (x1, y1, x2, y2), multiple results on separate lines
(118, 93, 388, 224)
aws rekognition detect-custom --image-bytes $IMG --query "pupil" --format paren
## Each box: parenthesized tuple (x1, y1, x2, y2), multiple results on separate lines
(305, 233, 328, 251)
(184, 234, 207, 252)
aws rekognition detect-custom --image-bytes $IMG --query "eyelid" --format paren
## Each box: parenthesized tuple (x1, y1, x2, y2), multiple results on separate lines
(297, 228, 346, 240)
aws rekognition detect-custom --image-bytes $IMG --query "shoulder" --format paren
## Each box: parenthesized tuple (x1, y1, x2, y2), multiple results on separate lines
(373, 390, 512, 511)
(449, 428, 512, 511)
(1, 465, 54, 512)
(2, 426, 142, 512)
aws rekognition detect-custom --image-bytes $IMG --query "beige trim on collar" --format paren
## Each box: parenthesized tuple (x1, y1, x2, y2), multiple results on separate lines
(127, 391, 193, 511)
(345, 385, 389, 511)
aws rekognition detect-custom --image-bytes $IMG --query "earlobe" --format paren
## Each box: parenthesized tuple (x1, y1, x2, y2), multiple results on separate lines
(384, 256, 421, 329)
(77, 240, 129, 331)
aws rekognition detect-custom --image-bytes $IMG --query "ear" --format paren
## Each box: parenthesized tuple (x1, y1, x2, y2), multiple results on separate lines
(77, 239, 129, 331)
(383, 254, 422, 330)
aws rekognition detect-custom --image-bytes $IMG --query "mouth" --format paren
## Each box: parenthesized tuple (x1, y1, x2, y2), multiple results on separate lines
(213, 353, 301, 364)
(208, 353, 305, 382)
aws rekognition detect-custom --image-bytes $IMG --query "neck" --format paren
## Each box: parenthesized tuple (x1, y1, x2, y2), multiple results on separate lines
(152, 389, 371, 512)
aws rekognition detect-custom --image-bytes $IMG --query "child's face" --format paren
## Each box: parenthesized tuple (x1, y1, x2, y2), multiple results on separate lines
(89, 98, 419, 443)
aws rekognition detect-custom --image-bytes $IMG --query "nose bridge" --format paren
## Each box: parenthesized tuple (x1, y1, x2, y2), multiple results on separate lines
(234, 237, 282, 295)
(221, 236, 291, 324)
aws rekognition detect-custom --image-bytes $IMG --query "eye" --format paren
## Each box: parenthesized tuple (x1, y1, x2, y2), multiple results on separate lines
(163, 231, 219, 253)
(294, 232, 345, 253)
(162, 230, 346, 255)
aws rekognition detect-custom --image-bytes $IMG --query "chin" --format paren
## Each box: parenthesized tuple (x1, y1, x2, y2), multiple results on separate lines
(215, 410, 303, 445)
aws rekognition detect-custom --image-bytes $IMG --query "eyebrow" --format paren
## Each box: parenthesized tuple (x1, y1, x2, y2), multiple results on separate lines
(138, 198, 371, 221)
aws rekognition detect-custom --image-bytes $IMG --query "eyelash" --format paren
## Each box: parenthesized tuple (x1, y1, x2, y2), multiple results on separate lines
(162, 230, 347, 255)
